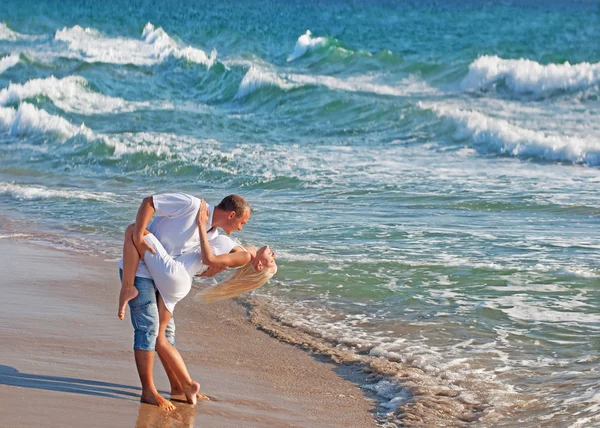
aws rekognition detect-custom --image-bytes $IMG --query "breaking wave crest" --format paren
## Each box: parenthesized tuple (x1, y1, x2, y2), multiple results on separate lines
(287, 30, 329, 62)
(0, 75, 167, 114)
(420, 102, 600, 166)
(461, 55, 600, 95)
(0, 53, 20, 74)
(0, 102, 91, 140)
(285, 29, 399, 66)
(55, 22, 217, 67)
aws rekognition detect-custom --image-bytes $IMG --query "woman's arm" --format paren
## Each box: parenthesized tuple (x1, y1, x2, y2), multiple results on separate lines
(198, 201, 252, 269)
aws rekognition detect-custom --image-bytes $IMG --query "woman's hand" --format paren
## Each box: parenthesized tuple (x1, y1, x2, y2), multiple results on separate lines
(197, 200, 209, 227)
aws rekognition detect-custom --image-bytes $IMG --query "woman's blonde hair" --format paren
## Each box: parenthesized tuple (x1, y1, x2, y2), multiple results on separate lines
(198, 262, 277, 304)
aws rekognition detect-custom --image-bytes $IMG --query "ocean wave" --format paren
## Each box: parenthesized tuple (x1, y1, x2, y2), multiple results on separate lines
(55, 22, 217, 67)
(286, 29, 399, 66)
(236, 66, 437, 99)
(287, 30, 328, 62)
(420, 102, 600, 166)
(0, 181, 115, 202)
(0, 102, 91, 140)
(461, 55, 600, 95)
(0, 75, 170, 114)
(0, 53, 20, 74)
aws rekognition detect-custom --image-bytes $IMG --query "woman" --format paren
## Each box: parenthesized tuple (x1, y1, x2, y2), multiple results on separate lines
(119, 201, 276, 406)
(196, 200, 277, 304)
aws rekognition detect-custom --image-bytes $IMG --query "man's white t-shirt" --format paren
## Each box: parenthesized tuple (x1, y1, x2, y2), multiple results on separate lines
(119, 193, 219, 278)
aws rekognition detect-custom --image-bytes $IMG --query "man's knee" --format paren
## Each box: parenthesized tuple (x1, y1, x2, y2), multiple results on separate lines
(133, 327, 159, 351)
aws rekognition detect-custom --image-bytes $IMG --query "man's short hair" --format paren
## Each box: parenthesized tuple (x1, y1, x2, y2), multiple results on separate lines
(216, 194, 251, 217)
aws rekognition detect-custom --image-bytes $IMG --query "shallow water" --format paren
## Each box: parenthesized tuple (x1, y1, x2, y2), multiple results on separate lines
(1, 1, 599, 426)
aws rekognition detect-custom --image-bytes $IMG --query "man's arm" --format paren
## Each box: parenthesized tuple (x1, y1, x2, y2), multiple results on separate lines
(132, 196, 157, 257)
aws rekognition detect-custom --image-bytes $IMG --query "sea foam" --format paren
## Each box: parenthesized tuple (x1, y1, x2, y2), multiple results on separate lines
(0, 53, 20, 74)
(0, 75, 159, 114)
(287, 30, 328, 62)
(55, 23, 216, 67)
(420, 102, 600, 166)
(461, 55, 600, 94)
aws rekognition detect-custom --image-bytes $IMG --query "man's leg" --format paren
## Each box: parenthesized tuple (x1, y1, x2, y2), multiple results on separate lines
(123, 271, 175, 411)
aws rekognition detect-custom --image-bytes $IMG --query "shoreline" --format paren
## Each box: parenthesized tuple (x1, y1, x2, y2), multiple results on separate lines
(0, 239, 378, 427)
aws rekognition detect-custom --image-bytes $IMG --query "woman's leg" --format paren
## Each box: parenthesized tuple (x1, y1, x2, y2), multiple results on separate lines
(155, 294, 201, 405)
(118, 224, 144, 320)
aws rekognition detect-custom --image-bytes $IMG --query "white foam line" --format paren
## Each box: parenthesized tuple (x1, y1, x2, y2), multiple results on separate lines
(462, 55, 600, 94)
(485, 295, 600, 326)
(0, 182, 115, 202)
(0, 233, 31, 239)
(234, 67, 297, 99)
(235, 65, 437, 99)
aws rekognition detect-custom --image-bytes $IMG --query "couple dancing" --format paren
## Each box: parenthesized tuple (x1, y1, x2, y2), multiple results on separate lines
(117, 192, 277, 410)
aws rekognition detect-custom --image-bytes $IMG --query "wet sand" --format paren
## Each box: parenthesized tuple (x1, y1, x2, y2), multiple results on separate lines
(0, 240, 377, 427)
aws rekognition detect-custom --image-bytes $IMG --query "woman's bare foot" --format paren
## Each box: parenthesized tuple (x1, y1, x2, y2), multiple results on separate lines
(184, 381, 201, 405)
(141, 391, 176, 411)
(118, 286, 138, 320)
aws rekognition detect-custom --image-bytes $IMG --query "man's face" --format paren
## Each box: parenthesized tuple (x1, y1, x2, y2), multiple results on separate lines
(252, 245, 276, 271)
(223, 209, 251, 234)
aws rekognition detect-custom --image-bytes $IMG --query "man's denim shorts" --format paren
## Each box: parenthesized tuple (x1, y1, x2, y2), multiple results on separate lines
(119, 270, 175, 351)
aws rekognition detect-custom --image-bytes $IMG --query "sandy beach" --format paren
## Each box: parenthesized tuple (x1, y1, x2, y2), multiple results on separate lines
(0, 240, 377, 427)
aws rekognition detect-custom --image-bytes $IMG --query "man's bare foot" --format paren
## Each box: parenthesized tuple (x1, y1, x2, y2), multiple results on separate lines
(118, 286, 138, 320)
(184, 381, 201, 405)
(141, 391, 176, 411)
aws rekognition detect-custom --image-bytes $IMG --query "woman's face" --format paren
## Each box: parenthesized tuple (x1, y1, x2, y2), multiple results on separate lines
(253, 245, 276, 271)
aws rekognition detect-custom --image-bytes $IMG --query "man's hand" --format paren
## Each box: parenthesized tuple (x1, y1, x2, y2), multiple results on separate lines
(197, 200, 209, 226)
(196, 265, 226, 277)
(133, 234, 155, 258)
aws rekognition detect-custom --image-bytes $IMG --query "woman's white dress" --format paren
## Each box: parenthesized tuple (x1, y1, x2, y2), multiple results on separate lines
(142, 233, 238, 313)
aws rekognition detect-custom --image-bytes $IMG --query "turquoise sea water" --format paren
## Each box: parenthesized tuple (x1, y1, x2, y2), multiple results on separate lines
(1, 1, 599, 426)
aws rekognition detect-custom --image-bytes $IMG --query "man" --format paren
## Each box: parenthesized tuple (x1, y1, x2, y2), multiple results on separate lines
(117, 192, 268, 410)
